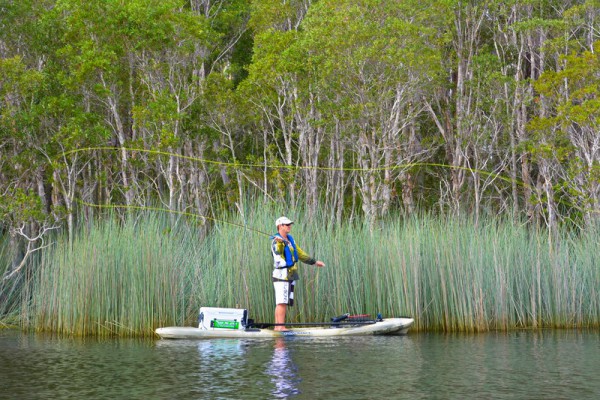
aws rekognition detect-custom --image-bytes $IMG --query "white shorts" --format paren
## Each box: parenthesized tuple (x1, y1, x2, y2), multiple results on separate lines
(273, 280, 296, 306)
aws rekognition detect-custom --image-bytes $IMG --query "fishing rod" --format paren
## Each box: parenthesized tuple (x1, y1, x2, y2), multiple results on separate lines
(248, 321, 378, 329)
(248, 313, 382, 329)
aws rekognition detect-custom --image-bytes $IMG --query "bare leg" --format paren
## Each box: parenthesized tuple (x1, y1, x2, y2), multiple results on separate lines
(274, 304, 288, 331)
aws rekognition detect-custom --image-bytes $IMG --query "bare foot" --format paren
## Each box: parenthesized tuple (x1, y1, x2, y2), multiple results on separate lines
(274, 327, 289, 332)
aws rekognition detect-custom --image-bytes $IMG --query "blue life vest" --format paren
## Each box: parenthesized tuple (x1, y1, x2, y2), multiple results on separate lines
(274, 233, 299, 267)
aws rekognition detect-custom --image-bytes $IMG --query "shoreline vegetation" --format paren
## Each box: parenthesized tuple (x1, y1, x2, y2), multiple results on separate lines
(1, 205, 599, 337)
(1, 1, 599, 337)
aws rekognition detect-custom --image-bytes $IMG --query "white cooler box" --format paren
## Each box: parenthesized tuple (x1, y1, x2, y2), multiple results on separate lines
(198, 307, 248, 330)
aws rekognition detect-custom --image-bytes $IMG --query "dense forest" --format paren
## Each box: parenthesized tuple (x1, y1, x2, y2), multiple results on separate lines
(1, 1, 599, 273)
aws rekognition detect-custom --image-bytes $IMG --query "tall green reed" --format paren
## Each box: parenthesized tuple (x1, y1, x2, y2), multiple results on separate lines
(6, 203, 600, 336)
(29, 213, 199, 336)
(0, 235, 20, 325)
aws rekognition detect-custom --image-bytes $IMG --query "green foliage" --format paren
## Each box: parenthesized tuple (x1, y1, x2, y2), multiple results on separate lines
(245, 29, 300, 85)
(301, 0, 442, 75)
(0, 189, 46, 226)
(530, 44, 600, 153)
(249, 0, 301, 33)
(0, 57, 45, 175)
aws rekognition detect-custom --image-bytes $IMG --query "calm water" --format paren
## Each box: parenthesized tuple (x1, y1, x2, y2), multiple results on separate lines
(1, 329, 599, 399)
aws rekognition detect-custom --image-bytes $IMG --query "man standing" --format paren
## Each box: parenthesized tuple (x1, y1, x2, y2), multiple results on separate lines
(271, 216, 325, 331)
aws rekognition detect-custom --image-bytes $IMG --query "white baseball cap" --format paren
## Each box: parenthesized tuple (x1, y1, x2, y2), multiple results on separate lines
(275, 216, 294, 227)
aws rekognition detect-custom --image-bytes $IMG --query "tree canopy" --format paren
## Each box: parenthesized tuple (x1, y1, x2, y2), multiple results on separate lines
(1, 0, 599, 255)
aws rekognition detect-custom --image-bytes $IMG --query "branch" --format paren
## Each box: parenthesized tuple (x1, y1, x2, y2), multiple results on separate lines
(3, 224, 60, 281)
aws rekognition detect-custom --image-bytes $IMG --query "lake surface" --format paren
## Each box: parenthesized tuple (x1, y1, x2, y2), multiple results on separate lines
(1, 329, 599, 399)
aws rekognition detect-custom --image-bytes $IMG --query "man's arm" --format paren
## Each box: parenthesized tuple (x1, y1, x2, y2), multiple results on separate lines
(296, 245, 318, 265)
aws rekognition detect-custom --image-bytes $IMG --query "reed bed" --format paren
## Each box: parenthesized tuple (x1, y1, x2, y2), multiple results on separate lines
(0, 235, 21, 326)
(3, 205, 600, 336)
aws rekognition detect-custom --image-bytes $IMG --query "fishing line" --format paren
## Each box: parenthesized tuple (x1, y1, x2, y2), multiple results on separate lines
(74, 198, 274, 238)
(57, 146, 576, 231)
(58, 146, 522, 182)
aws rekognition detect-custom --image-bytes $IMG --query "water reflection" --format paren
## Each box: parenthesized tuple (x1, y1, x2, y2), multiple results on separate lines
(266, 338, 301, 398)
(196, 339, 247, 381)
(3, 330, 600, 399)
(195, 338, 247, 360)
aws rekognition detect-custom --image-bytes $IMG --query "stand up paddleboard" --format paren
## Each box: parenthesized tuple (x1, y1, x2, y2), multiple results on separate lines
(155, 307, 414, 339)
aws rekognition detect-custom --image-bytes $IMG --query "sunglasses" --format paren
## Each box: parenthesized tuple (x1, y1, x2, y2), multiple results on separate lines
(284, 223, 293, 226)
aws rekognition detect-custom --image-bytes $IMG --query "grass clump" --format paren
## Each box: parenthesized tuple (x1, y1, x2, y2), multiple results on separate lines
(2, 205, 600, 336)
